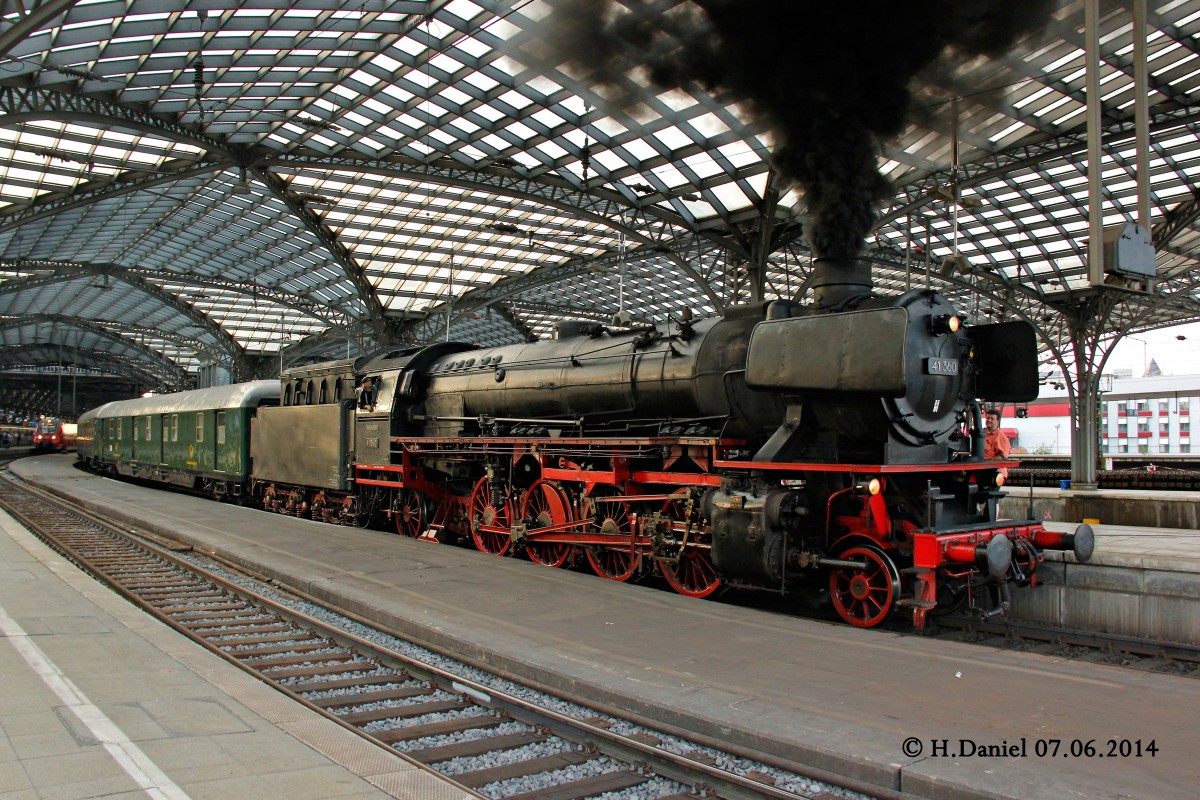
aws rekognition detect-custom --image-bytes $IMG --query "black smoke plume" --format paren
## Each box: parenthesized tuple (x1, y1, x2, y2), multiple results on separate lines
(532, 0, 1054, 258)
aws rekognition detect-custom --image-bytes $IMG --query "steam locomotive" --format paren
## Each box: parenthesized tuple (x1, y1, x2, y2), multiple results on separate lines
(77, 257, 1094, 628)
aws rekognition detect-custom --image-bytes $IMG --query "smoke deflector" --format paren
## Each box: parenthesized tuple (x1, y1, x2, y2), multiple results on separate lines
(966, 320, 1040, 402)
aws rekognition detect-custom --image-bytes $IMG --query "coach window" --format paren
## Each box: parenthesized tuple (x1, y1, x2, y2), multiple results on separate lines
(170, 414, 179, 442)
(195, 413, 204, 443)
(162, 416, 169, 442)
(133, 417, 140, 442)
(216, 412, 226, 445)
(116, 419, 122, 441)
(107, 419, 114, 438)
(144, 416, 152, 441)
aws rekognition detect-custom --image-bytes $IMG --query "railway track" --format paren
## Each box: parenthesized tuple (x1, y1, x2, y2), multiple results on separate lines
(929, 615, 1200, 677)
(0, 471, 878, 800)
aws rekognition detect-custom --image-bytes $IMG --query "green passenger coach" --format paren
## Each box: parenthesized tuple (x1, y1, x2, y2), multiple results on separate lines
(76, 381, 280, 498)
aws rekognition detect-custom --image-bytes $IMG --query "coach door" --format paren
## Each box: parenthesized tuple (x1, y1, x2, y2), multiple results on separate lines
(146, 415, 160, 464)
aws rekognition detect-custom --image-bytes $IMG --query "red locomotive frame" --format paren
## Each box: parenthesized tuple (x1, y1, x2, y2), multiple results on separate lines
(350, 431, 1068, 628)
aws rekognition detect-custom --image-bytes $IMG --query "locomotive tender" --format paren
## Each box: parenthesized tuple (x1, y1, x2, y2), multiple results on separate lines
(77, 257, 1094, 628)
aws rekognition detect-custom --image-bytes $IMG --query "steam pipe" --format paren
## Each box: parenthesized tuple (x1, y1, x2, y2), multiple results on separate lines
(969, 401, 984, 458)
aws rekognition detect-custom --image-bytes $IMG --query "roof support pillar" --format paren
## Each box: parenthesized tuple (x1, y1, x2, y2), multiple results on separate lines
(1085, 0, 1105, 286)
(1134, 0, 1152, 231)
(1068, 334, 1100, 490)
(744, 186, 780, 303)
(1059, 304, 1125, 491)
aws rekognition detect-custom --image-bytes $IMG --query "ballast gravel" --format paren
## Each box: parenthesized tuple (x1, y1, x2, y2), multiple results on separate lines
(179, 551, 872, 800)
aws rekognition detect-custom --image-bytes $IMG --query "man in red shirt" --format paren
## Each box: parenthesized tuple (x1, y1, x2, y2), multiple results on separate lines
(984, 407, 1011, 478)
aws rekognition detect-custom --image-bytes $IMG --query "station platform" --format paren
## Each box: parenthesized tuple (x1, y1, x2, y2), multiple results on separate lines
(999, 483, 1200, 530)
(998, 487, 1200, 643)
(10, 455, 1200, 800)
(0, 471, 471, 799)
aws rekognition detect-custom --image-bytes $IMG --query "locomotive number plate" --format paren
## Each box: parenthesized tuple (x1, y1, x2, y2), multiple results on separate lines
(925, 358, 959, 375)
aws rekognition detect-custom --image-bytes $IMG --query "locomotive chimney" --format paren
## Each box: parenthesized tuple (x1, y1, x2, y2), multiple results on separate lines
(810, 256, 872, 310)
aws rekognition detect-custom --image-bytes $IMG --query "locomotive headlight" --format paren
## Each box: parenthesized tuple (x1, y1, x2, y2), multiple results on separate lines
(855, 478, 882, 495)
(930, 314, 961, 334)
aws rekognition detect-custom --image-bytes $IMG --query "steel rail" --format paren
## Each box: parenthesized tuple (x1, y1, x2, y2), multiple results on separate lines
(932, 615, 1200, 674)
(0, 470, 887, 800)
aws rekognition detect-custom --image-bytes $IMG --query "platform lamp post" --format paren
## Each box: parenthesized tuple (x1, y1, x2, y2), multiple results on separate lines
(1055, 424, 1061, 454)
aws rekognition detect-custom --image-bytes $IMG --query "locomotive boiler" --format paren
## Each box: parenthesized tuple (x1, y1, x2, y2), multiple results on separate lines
(247, 256, 1094, 628)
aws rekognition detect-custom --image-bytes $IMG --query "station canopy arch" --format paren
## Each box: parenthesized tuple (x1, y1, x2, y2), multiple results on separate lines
(0, 0, 1198, 395)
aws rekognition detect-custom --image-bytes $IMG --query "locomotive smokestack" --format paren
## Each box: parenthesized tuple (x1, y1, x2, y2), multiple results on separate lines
(811, 257, 872, 310)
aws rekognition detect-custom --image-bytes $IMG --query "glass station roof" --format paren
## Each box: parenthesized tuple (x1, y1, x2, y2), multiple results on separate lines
(2, 0, 1200, 389)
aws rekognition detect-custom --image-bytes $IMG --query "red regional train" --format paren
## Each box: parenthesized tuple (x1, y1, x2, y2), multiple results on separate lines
(33, 419, 77, 451)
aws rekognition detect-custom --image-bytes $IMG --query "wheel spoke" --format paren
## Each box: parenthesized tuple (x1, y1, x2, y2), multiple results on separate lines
(662, 548, 720, 597)
(393, 490, 425, 538)
(521, 480, 575, 568)
(828, 546, 899, 628)
(470, 477, 512, 556)
(583, 488, 639, 581)
(656, 495, 719, 598)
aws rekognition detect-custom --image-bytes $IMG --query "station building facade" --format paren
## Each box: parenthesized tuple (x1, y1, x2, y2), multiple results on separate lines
(1004, 372, 1200, 456)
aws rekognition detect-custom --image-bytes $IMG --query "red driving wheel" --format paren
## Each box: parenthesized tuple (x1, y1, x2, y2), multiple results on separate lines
(469, 477, 513, 555)
(521, 480, 576, 567)
(829, 545, 900, 628)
